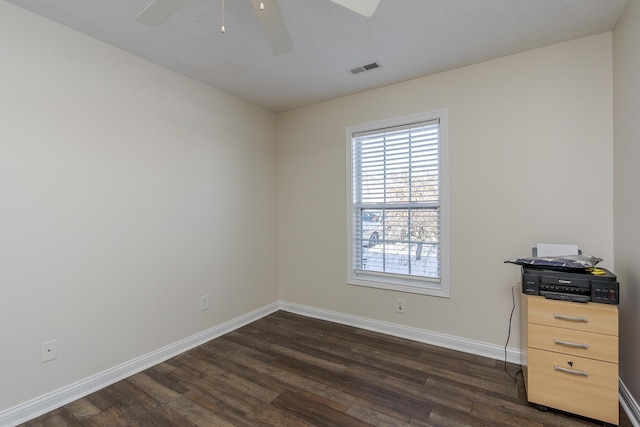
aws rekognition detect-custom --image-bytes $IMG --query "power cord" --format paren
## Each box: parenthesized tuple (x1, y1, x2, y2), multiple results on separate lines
(504, 284, 523, 382)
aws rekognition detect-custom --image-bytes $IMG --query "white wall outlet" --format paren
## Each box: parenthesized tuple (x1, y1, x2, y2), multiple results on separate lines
(41, 340, 57, 363)
(200, 295, 209, 311)
(396, 298, 405, 313)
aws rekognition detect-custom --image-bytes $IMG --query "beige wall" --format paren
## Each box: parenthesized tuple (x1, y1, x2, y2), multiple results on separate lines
(3, 0, 633, 416)
(613, 0, 640, 404)
(277, 33, 614, 347)
(0, 2, 278, 411)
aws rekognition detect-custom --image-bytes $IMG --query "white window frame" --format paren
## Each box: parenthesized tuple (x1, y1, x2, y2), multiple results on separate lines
(346, 110, 449, 297)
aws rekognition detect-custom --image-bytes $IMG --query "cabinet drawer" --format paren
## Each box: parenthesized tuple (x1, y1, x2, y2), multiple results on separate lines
(527, 348, 618, 425)
(528, 296, 618, 336)
(528, 323, 618, 363)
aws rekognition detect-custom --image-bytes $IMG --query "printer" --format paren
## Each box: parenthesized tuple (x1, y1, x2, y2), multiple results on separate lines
(509, 244, 619, 305)
(521, 266, 619, 305)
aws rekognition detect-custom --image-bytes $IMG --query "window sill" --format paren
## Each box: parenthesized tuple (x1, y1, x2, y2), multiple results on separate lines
(347, 274, 450, 298)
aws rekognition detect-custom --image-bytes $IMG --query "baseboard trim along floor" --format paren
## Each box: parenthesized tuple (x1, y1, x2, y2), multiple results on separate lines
(0, 303, 280, 427)
(279, 301, 522, 364)
(2, 300, 638, 427)
(620, 379, 640, 427)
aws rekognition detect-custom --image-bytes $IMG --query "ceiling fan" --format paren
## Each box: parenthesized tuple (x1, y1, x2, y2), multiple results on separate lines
(136, 0, 380, 56)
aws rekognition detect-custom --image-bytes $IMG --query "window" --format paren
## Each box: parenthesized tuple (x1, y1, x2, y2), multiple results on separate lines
(347, 111, 449, 297)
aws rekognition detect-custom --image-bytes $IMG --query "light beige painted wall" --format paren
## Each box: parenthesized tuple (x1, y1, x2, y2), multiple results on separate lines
(277, 33, 614, 347)
(613, 0, 640, 405)
(0, 2, 278, 411)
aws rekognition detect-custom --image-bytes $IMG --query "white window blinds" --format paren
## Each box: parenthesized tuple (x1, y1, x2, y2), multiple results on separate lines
(352, 118, 441, 281)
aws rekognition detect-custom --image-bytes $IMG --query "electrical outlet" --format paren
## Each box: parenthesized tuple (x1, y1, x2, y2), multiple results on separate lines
(41, 340, 57, 363)
(396, 298, 405, 313)
(200, 295, 209, 311)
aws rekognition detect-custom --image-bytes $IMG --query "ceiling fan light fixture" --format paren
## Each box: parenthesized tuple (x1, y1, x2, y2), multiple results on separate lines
(136, 0, 376, 56)
(221, 0, 225, 33)
(135, 0, 190, 26)
(330, 0, 380, 17)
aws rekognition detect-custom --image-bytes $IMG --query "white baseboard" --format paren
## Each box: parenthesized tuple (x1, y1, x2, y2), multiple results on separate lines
(2, 300, 638, 427)
(0, 303, 280, 427)
(278, 301, 523, 365)
(620, 378, 640, 427)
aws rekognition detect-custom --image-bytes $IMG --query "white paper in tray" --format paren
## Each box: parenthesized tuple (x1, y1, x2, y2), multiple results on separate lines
(536, 243, 579, 257)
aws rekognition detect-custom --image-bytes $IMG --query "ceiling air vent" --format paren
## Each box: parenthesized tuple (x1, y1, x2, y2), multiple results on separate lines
(349, 62, 380, 75)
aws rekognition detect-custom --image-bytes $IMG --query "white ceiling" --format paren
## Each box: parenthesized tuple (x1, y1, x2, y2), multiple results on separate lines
(6, 0, 629, 112)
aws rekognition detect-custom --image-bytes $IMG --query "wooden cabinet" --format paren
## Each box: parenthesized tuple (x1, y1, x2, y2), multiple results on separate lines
(520, 295, 619, 425)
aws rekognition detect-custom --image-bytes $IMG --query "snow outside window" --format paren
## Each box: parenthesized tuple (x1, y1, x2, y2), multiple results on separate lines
(347, 111, 449, 297)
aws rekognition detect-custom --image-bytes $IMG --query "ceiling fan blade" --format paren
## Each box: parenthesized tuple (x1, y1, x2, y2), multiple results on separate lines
(250, 0, 293, 56)
(136, 0, 190, 26)
(330, 0, 380, 17)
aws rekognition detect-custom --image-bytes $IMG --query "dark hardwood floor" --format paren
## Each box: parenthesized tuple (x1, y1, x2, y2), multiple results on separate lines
(21, 311, 632, 426)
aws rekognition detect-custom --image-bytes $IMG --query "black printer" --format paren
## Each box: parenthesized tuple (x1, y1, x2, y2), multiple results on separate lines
(521, 266, 619, 305)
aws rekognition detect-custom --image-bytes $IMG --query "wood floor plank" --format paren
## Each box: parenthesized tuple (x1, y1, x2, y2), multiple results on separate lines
(142, 364, 190, 395)
(130, 404, 195, 426)
(307, 366, 434, 422)
(164, 396, 232, 427)
(181, 388, 228, 415)
(82, 390, 114, 413)
(210, 345, 358, 409)
(183, 374, 261, 416)
(192, 349, 287, 396)
(93, 379, 162, 423)
(214, 408, 271, 427)
(346, 401, 414, 426)
(19, 311, 634, 427)
(351, 341, 434, 369)
(422, 405, 507, 427)
(81, 407, 135, 427)
(204, 367, 280, 404)
(226, 329, 350, 374)
(289, 332, 363, 361)
(147, 360, 181, 376)
(24, 408, 82, 427)
(470, 400, 547, 427)
(272, 390, 371, 427)
(126, 372, 182, 404)
(245, 403, 311, 427)
(63, 398, 102, 422)
(349, 346, 432, 384)
(345, 364, 473, 414)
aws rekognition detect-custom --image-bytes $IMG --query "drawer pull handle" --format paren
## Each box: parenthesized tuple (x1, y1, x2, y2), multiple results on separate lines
(554, 364, 589, 376)
(554, 313, 588, 322)
(554, 339, 589, 349)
